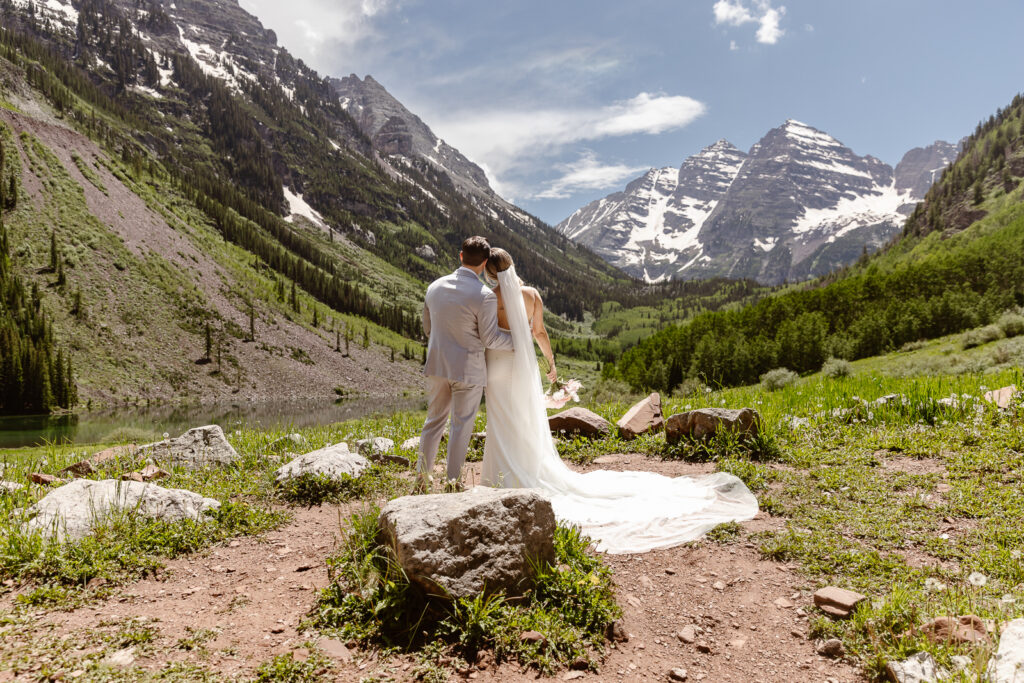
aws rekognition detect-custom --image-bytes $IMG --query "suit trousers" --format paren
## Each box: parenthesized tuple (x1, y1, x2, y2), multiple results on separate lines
(418, 376, 484, 483)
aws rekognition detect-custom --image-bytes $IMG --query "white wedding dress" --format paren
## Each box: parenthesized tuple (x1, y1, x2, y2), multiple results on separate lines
(481, 267, 758, 554)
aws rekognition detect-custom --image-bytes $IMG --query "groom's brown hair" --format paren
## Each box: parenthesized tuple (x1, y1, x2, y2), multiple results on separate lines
(461, 236, 490, 267)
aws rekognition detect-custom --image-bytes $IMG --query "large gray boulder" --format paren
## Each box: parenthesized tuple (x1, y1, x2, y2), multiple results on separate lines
(24, 479, 220, 541)
(274, 443, 369, 484)
(141, 425, 239, 467)
(379, 487, 556, 598)
(886, 651, 947, 683)
(665, 408, 760, 443)
(988, 618, 1024, 682)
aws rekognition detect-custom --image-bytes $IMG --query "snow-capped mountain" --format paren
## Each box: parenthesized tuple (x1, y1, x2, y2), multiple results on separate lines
(557, 120, 960, 284)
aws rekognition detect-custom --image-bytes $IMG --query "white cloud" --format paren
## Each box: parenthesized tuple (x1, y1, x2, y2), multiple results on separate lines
(432, 92, 705, 182)
(534, 152, 648, 200)
(729, 40, 739, 51)
(239, 0, 399, 58)
(712, 0, 786, 45)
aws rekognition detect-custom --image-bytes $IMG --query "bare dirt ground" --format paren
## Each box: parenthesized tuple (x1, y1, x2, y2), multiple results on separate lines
(1, 455, 861, 682)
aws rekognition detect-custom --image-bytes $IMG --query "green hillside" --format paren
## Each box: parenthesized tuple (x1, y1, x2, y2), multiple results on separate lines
(608, 93, 1024, 393)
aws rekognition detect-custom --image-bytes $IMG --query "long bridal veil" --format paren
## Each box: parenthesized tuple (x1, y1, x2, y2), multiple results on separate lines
(488, 266, 758, 554)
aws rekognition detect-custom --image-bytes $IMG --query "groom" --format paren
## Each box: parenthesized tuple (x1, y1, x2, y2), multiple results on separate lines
(415, 236, 514, 493)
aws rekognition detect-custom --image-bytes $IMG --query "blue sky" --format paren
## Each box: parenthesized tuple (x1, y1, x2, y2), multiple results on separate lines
(240, 0, 1024, 226)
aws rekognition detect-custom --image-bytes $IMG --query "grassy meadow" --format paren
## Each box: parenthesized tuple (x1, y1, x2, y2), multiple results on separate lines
(0, 333, 1022, 680)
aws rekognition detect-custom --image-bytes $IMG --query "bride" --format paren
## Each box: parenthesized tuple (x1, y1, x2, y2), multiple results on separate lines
(480, 248, 758, 554)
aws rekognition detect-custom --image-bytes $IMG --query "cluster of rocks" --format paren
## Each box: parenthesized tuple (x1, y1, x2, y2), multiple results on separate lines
(12, 426, 238, 541)
(547, 393, 760, 445)
(804, 582, 1024, 683)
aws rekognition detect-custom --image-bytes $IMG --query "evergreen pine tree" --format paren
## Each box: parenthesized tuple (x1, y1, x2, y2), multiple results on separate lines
(290, 281, 298, 311)
(248, 302, 255, 341)
(49, 229, 58, 272)
(335, 328, 340, 352)
(56, 259, 65, 288)
(7, 176, 15, 209)
(312, 307, 319, 328)
(390, 347, 395, 362)
(362, 326, 369, 349)
(204, 322, 212, 361)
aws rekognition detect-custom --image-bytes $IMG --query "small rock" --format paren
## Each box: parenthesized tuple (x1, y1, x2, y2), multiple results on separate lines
(318, 638, 353, 662)
(773, 597, 794, 609)
(712, 580, 726, 591)
(813, 586, 867, 618)
(400, 436, 421, 451)
(520, 630, 545, 643)
(816, 638, 844, 658)
(415, 244, 437, 262)
(470, 432, 486, 447)
(983, 385, 1018, 410)
(291, 647, 309, 662)
(886, 651, 948, 683)
(918, 615, 988, 645)
(563, 672, 585, 681)
(356, 436, 394, 458)
(677, 625, 697, 644)
(696, 643, 712, 654)
(668, 668, 688, 681)
(138, 464, 170, 481)
(607, 619, 629, 642)
(28, 472, 61, 486)
(617, 393, 663, 440)
(267, 433, 306, 453)
(61, 460, 96, 477)
(102, 647, 136, 668)
(121, 472, 145, 482)
(548, 407, 612, 437)
(0, 480, 24, 494)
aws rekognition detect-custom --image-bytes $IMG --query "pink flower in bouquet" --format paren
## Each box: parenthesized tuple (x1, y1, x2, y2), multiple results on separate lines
(545, 379, 583, 410)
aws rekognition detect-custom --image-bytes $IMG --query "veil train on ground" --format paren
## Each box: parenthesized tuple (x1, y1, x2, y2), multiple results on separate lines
(481, 266, 758, 554)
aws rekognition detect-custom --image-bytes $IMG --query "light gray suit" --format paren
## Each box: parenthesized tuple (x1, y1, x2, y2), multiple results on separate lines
(419, 267, 513, 482)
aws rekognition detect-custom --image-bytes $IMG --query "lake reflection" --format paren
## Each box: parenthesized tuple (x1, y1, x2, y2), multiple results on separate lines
(0, 395, 426, 449)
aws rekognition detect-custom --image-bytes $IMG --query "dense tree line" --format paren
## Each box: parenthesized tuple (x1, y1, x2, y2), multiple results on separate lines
(0, 136, 77, 414)
(610, 95, 1024, 392)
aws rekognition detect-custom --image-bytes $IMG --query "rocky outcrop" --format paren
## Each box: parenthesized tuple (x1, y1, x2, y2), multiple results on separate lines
(812, 586, 867, 618)
(886, 652, 946, 683)
(24, 479, 220, 541)
(617, 393, 663, 439)
(142, 425, 239, 468)
(549, 407, 613, 437)
(378, 488, 556, 598)
(274, 444, 369, 484)
(665, 408, 760, 443)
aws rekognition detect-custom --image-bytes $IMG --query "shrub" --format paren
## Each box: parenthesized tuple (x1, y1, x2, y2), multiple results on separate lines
(900, 340, 928, 353)
(674, 377, 710, 397)
(760, 367, 797, 391)
(961, 324, 1004, 349)
(586, 378, 636, 406)
(821, 357, 853, 378)
(997, 311, 1024, 338)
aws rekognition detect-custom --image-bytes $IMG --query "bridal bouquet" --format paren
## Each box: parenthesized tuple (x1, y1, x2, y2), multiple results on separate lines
(545, 378, 583, 410)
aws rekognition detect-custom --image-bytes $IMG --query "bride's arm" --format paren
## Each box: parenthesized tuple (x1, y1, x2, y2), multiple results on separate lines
(529, 291, 557, 382)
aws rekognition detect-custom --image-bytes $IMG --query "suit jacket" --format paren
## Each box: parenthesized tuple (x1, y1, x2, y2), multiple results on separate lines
(423, 267, 514, 386)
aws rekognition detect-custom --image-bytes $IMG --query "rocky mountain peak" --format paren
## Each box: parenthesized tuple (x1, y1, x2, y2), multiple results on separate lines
(557, 121, 957, 285)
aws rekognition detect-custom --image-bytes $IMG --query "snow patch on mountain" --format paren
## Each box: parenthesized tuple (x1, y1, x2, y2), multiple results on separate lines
(283, 187, 327, 229)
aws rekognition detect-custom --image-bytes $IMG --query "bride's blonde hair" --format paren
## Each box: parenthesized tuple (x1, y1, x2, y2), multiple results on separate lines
(485, 247, 516, 285)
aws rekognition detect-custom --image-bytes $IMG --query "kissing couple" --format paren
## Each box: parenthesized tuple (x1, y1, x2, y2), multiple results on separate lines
(415, 236, 758, 554)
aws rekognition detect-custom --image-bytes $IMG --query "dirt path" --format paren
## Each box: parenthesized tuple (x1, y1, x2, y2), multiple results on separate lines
(3, 456, 861, 681)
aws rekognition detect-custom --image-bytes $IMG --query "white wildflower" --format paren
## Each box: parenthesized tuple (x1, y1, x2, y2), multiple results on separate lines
(968, 572, 988, 587)
(1011, 549, 1022, 560)
(924, 578, 947, 592)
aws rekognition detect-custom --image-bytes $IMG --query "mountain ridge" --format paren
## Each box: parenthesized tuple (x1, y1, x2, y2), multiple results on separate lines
(557, 120, 961, 285)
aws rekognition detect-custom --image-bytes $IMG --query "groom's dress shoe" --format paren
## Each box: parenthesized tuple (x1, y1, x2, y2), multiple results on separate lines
(413, 473, 432, 494)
